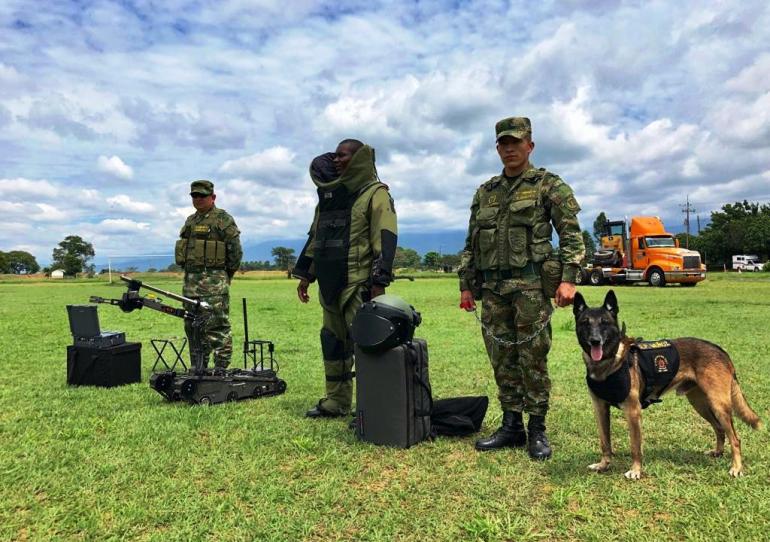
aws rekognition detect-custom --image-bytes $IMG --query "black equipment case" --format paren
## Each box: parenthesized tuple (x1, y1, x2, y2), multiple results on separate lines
(355, 338, 432, 448)
(66, 342, 142, 387)
(66, 304, 126, 349)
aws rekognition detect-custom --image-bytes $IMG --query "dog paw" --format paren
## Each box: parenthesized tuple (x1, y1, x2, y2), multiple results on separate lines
(704, 450, 723, 458)
(588, 462, 609, 473)
(728, 467, 744, 478)
(624, 469, 642, 480)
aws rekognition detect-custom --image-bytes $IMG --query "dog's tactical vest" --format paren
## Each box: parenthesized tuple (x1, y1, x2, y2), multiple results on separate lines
(587, 340, 680, 409)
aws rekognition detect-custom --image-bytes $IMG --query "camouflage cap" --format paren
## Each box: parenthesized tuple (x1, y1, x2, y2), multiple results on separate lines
(495, 117, 532, 141)
(190, 179, 214, 196)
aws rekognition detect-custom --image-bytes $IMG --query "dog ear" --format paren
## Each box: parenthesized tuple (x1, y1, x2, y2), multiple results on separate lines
(603, 289, 619, 316)
(573, 291, 587, 317)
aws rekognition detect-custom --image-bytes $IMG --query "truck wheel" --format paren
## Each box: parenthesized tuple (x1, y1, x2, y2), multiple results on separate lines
(198, 396, 212, 406)
(589, 269, 604, 286)
(648, 268, 666, 287)
(574, 269, 585, 285)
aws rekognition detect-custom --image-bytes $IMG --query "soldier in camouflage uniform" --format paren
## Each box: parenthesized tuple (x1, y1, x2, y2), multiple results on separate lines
(175, 180, 243, 370)
(458, 117, 585, 459)
(293, 139, 398, 418)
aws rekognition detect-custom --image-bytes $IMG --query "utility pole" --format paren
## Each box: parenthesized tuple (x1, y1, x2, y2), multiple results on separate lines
(696, 214, 701, 234)
(680, 195, 696, 249)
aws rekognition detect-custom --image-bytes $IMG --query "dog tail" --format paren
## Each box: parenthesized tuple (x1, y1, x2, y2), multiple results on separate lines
(731, 379, 762, 430)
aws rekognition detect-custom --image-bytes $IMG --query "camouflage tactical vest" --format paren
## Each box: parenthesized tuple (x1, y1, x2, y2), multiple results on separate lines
(175, 208, 229, 270)
(473, 169, 553, 271)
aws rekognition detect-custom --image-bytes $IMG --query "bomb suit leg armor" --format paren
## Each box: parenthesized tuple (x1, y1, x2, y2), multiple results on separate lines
(317, 284, 364, 415)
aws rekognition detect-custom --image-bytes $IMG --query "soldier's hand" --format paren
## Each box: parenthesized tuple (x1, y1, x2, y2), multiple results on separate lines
(459, 290, 476, 311)
(554, 282, 576, 307)
(371, 285, 385, 299)
(297, 279, 310, 303)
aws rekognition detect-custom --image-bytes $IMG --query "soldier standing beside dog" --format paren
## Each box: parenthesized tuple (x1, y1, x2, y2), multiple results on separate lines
(293, 139, 398, 418)
(175, 180, 243, 370)
(458, 117, 585, 459)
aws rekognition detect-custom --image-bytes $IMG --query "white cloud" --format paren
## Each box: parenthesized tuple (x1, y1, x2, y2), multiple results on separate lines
(0, 200, 69, 223)
(219, 147, 303, 187)
(0, 201, 26, 214)
(222, 178, 317, 227)
(98, 218, 151, 233)
(106, 194, 155, 214)
(78, 189, 102, 203)
(0, 62, 23, 85)
(32, 203, 69, 222)
(98, 155, 134, 180)
(0, 178, 59, 198)
(726, 53, 770, 94)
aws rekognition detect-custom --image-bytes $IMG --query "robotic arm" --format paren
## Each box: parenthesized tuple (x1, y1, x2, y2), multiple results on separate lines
(90, 275, 211, 320)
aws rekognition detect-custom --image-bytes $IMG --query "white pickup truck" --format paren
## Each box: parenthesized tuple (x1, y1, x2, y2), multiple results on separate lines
(732, 255, 763, 271)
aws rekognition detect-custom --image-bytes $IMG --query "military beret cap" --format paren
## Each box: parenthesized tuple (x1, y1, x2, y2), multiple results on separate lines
(190, 179, 214, 196)
(495, 117, 532, 141)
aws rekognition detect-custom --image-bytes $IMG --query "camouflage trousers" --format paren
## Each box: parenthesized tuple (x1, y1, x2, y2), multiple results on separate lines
(481, 287, 553, 416)
(183, 270, 232, 368)
(316, 283, 366, 415)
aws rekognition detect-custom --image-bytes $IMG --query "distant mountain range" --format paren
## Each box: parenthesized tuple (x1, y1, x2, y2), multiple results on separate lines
(89, 221, 706, 271)
(240, 230, 468, 263)
(91, 230, 469, 271)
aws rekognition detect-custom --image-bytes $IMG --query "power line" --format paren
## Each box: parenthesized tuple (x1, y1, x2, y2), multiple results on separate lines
(680, 195, 696, 249)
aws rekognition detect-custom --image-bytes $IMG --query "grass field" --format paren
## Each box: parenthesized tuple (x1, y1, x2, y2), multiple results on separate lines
(1, 274, 769, 541)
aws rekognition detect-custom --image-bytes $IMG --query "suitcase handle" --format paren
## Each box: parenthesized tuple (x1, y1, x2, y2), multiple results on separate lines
(407, 344, 433, 416)
(413, 373, 433, 416)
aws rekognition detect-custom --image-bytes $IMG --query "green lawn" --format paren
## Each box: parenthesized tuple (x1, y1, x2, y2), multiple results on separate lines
(1, 274, 768, 541)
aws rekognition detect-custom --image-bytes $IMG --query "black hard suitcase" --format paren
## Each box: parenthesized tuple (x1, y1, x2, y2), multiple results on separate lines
(66, 342, 142, 387)
(355, 338, 432, 448)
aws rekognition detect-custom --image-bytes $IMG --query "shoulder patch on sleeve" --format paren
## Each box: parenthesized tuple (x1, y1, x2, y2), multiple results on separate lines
(565, 194, 581, 213)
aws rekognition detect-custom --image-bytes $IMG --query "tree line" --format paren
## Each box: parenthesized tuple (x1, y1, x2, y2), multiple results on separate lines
(0, 235, 95, 276)
(3, 201, 764, 275)
(251, 246, 463, 272)
(678, 201, 770, 265)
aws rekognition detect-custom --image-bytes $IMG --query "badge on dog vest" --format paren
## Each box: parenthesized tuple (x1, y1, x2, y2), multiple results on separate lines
(654, 354, 670, 373)
(632, 340, 680, 408)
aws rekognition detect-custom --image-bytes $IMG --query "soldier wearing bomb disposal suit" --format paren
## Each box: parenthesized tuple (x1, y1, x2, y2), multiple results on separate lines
(458, 117, 584, 459)
(175, 180, 243, 370)
(293, 139, 398, 418)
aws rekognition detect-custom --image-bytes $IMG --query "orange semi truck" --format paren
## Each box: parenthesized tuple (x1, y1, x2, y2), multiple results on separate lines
(578, 216, 706, 287)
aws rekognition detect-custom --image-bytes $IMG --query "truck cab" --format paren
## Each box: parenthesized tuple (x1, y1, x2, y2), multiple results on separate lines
(583, 216, 706, 287)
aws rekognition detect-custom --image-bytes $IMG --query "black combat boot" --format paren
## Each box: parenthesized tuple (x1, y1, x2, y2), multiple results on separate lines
(527, 414, 552, 460)
(475, 411, 527, 451)
(305, 400, 346, 419)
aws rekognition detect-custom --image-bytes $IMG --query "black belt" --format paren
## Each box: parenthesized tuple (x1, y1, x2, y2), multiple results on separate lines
(184, 266, 227, 273)
(483, 263, 538, 281)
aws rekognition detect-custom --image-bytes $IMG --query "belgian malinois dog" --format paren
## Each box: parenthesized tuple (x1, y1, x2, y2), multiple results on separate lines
(573, 290, 761, 479)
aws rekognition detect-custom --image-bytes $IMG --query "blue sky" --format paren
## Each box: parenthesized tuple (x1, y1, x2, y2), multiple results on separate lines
(1, 0, 769, 265)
